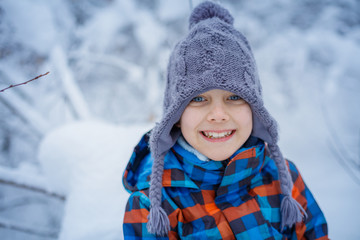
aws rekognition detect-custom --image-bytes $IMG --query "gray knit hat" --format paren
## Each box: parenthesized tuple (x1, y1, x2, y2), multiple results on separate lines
(147, 1, 306, 236)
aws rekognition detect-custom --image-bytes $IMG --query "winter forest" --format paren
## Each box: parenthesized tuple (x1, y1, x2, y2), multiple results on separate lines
(0, 0, 359, 239)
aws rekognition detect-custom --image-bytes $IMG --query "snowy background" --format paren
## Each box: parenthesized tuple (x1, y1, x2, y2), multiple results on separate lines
(0, 0, 359, 239)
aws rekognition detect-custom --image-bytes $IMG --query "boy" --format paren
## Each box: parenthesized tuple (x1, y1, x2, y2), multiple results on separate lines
(123, 1, 328, 239)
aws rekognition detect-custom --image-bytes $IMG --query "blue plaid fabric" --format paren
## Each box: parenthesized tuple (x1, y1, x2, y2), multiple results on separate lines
(123, 133, 328, 239)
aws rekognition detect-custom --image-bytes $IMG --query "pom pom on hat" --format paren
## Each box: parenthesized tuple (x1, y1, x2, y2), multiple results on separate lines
(189, 1, 234, 29)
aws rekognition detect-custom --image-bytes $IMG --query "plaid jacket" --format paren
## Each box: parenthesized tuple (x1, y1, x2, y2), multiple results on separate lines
(123, 133, 328, 239)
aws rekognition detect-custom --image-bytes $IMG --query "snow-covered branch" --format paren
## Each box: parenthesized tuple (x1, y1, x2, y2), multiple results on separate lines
(70, 52, 144, 84)
(51, 46, 92, 120)
(0, 90, 51, 136)
(0, 196, 47, 212)
(0, 166, 65, 201)
(321, 104, 360, 185)
(0, 217, 59, 239)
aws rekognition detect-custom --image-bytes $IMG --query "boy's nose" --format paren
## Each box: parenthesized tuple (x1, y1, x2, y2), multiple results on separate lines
(207, 104, 229, 122)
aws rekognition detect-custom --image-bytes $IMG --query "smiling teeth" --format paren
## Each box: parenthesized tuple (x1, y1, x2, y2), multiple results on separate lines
(203, 131, 233, 139)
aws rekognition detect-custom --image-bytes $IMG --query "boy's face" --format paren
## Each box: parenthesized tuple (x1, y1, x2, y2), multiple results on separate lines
(179, 89, 253, 161)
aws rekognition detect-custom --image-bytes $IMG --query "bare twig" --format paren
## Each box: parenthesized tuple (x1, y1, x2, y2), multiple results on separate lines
(0, 72, 50, 93)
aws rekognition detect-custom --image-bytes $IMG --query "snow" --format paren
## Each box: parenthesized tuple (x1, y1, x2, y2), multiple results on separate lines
(50, 46, 92, 120)
(157, 0, 189, 22)
(0, 0, 57, 55)
(0, 164, 50, 194)
(38, 121, 152, 239)
(1, 0, 360, 239)
(0, 89, 51, 135)
(37, 120, 360, 239)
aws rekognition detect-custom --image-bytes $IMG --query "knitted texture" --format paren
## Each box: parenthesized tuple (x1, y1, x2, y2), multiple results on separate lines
(147, 153, 169, 235)
(148, 1, 306, 236)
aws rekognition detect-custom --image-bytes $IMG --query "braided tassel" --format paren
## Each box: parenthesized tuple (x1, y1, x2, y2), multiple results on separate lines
(147, 205, 171, 236)
(147, 154, 170, 236)
(280, 195, 307, 230)
(268, 143, 307, 229)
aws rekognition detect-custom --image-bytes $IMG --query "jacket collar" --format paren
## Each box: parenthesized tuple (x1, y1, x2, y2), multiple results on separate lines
(163, 137, 267, 191)
(123, 132, 267, 192)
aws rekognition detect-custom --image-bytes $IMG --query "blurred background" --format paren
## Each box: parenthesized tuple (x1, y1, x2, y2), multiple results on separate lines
(0, 0, 359, 239)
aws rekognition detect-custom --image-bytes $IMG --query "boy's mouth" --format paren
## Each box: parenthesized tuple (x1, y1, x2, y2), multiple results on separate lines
(200, 130, 235, 140)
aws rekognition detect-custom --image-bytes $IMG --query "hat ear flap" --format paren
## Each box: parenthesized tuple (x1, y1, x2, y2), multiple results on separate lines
(252, 115, 273, 144)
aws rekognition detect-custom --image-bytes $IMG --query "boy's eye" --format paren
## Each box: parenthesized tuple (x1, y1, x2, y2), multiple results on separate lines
(228, 95, 242, 101)
(191, 96, 205, 102)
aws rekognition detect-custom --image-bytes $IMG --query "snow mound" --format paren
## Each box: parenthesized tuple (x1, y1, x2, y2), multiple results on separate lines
(38, 121, 152, 239)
